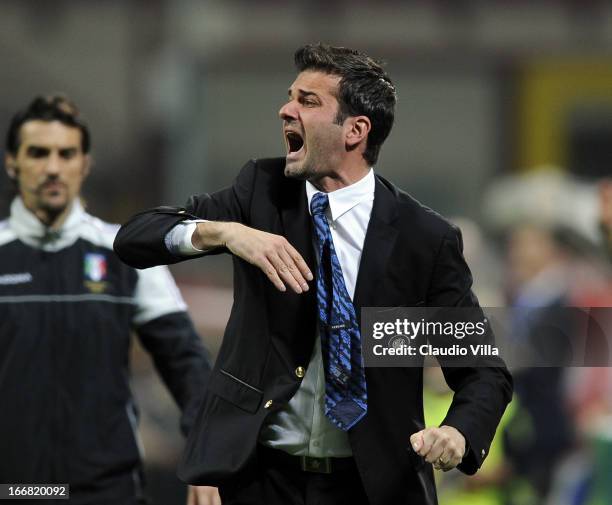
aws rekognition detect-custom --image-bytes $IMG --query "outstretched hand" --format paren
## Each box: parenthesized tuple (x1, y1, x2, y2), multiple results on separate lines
(194, 222, 313, 293)
(187, 485, 221, 505)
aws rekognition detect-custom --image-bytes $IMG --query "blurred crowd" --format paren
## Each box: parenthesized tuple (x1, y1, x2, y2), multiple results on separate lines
(429, 171, 612, 505)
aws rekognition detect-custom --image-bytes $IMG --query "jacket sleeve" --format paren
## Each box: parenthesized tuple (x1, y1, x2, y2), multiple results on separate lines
(132, 265, 212, 437)
(114, 159, 258, 269)
(426, 225, 513, 475)
(136, 312, 211, 437)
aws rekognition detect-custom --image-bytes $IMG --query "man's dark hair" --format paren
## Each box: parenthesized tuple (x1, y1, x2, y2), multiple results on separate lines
(5, 95, 91, 155)
(294, 43, 396, 166)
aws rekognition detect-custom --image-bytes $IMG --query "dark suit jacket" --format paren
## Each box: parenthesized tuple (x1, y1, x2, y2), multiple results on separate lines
(114, 157, 513, 505)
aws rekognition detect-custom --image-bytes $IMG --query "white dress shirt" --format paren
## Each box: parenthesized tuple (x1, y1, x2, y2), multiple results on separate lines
(166, 169, 375, 457)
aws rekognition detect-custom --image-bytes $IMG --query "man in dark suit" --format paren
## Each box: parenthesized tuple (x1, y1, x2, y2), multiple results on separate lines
(114, 44, 512, 505)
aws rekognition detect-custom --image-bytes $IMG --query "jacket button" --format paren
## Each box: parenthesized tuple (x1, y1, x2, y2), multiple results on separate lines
(295, 366, 305, 378)
(481, 449, 486, 458)
(264, 400, 273, 409)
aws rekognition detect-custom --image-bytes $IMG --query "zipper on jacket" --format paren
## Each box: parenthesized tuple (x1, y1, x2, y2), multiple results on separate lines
(219, 369, 264, 394)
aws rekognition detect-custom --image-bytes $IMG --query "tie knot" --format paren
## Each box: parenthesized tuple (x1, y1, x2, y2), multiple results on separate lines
(310, 192, 329, 216)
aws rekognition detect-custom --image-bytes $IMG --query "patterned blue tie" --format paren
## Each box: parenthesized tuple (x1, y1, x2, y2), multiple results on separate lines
(310, 192, 367, 431)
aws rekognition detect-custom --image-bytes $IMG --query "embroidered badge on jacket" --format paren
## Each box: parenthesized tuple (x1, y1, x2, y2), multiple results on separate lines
(84, 253, 108, 293)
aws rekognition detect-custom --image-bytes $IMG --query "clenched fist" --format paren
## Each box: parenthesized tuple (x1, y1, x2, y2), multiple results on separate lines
(410, 425, 466, 472)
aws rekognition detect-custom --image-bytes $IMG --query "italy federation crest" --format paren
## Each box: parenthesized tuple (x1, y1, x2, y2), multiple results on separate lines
(84, 253, 108, 293)
(84, 253, 107, 282)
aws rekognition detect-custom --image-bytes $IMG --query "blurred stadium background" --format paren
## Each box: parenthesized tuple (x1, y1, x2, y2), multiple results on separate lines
(1, 1, 611, 504)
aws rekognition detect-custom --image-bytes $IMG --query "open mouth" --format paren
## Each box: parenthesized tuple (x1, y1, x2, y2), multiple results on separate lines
(286, 131, 304, 154)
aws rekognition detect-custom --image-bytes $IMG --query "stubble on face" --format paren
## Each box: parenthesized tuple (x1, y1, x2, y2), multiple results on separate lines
(32, 181, 70, 221)
(281, 71, 345, 183)
(10, 121, 88, 227)
(284, 129, 343, 182)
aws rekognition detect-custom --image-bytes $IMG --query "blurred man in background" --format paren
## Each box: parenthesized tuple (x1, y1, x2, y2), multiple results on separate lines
(502, 222, 577, 504)
(481, 170, 612, 505)
(0, 96, 219, 505)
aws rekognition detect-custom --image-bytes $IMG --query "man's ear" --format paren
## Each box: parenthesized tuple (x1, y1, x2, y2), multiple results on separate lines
(345, 116, 371, 149)
(5, 154, 17, 180)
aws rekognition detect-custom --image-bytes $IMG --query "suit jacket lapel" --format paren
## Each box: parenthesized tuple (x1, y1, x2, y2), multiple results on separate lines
(278, 179, 315, 273)
(276, 173, 398, 313)
(273, 178, 317, 363)
(353, 176, 399, 311)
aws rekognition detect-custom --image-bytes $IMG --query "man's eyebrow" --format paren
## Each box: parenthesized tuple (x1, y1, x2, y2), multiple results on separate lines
(25, 144, 79, 154)
(26, 145, 50, 152)
(287, 88, 320, 99)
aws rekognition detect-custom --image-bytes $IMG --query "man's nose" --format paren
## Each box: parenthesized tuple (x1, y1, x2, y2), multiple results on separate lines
(45, 153, 61, 176)
(279, 100, 298, 121)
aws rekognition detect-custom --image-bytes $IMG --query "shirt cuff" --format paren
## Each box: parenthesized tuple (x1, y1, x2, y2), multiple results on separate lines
(164, 220, 207, 256)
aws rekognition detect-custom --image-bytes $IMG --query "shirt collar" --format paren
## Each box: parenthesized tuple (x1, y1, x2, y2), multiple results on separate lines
(9, 196, 85, 251)
(306, 169, 375, 222)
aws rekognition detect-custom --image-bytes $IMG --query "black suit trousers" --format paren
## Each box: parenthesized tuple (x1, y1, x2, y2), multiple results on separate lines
(219, 446, 370, 505)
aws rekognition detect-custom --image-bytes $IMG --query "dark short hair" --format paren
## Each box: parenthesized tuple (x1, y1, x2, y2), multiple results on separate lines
(294, 43, 396, 165)
(5, 95, 91, 155)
